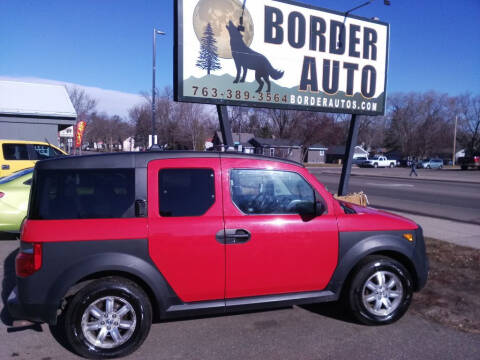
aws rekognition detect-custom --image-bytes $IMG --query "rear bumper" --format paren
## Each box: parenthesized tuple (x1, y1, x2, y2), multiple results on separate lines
(7, 286, 57, 324)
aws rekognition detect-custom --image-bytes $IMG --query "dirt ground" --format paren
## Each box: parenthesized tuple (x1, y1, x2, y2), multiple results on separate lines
(411, 238, 480, 334)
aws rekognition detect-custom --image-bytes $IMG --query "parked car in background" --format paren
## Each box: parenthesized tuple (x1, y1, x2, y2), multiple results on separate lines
(359, 155, 397, 168)
(420, 158, 443, 169)
(459, 151, 480, 170)
(0, 168, 33, 233)
(353, 156, 368, 166)
(9, 152, 428, 359)
(0, 139, 67, 178)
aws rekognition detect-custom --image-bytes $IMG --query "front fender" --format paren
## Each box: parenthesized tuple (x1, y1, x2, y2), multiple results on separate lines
(327, 231, 418, 293)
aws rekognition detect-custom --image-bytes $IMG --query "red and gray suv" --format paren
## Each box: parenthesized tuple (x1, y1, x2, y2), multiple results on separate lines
(8, 152, 428, 359)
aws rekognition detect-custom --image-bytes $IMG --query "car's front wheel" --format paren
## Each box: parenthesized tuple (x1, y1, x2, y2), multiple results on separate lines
(57, 277, 152, 359)
(346, 256, 413, 325)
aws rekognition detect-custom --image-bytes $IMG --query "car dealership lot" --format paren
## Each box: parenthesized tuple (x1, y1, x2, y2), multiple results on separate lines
(1, 238, 479, 360)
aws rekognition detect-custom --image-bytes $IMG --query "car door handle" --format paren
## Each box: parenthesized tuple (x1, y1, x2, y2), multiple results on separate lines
(215, 229, 251, 244)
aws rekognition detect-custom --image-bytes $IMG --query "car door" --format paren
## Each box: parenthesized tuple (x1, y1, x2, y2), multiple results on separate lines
(1, 143, 32, 176)
(147, 158, 225, 302)
(221, 158, 339, 299)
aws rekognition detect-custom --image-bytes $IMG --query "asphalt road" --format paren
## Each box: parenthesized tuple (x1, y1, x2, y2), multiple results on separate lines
(1, 240, 480, 360)
(308, 168, 480, 225)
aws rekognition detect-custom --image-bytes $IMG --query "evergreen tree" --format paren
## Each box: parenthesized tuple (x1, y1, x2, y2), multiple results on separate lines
(196, 23, 221, 75)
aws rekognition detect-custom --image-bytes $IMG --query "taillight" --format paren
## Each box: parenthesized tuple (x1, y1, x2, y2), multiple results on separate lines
(0, 192, 4, 198)
(15, 243, 42, 277)
(474, 156, 480, 163)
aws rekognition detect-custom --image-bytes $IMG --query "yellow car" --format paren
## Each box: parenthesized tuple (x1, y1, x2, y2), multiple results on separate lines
(0, 139, 67, 178)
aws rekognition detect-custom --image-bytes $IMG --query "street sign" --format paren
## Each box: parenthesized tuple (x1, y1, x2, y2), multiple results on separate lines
(175, 0, 389, 115)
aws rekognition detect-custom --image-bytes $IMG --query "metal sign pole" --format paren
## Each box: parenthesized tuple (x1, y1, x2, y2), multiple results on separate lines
(217, 105, 234, 150)
(338, 114, 360, 196)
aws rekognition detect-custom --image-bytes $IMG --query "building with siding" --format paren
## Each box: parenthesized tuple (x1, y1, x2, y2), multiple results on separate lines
(305, 144, 328, 163)
(249, 137, 303, 163)
(0, 81, 77, 146)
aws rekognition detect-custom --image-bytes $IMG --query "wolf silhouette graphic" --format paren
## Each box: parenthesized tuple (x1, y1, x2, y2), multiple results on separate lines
(226, 20, 284, 93)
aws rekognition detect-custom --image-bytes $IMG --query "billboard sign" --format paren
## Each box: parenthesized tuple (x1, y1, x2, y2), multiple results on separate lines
(175, 0, 389, 115)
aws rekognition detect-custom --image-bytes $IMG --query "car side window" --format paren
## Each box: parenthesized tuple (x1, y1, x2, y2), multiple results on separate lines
(158, 169, 215, 217)
(30, 145, 61, 160)
(30, 169, 135, 219)
(2, 144, 29, 160)
(230, 169, 316, 215)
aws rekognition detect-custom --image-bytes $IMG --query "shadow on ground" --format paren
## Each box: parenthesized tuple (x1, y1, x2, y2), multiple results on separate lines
(299, 302, 357, 324)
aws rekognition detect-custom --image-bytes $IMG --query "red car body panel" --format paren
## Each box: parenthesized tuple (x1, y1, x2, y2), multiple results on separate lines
(337, 203, 418, 232)
(220, 158, 339, 299)
(147, 158, 225, 302)
(22, 218, 148, 243)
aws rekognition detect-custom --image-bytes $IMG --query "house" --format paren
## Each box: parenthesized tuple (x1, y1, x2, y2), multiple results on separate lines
(0, 81, 76, 146)
(123, 137, 138, 152)
(249, 137, 303, 163)
(326, 145, 368, 164)
(211, 132, 255, 153)
(305, 144, 328, 163)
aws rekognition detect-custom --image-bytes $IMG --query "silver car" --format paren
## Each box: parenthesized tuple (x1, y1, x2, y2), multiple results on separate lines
(421, 158, 443, 169)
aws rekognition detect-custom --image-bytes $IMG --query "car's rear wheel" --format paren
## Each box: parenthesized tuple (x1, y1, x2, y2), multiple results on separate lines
(389, 163, 394, 168)
(373, 163, 378, 168)
(346, 256, 413, 325)
(57, 277, 152, 359)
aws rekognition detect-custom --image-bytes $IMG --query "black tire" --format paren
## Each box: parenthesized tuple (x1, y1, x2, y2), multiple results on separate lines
(346, 256, 413, 325)
(427, 165, 431, 169)
(57, 277, 152, 359)
(461, 165, 467, 170)
(389, 163, 394, 168)
(373, 163, 378, 168)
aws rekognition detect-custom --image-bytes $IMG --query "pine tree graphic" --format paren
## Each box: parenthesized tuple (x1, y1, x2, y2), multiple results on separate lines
(196, 23, 221, 75)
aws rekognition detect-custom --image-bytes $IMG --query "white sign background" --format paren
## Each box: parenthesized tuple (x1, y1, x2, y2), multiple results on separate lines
(176, 0, 389, 115)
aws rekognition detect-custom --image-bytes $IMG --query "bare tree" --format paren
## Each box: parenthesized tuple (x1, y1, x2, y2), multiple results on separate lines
(129, 103, 151, 150)
(67, 86, 97, 121)
(455, 94, 480, 152)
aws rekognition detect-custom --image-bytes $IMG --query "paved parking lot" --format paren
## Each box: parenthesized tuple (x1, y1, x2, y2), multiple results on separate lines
(1, 238, 479, 360)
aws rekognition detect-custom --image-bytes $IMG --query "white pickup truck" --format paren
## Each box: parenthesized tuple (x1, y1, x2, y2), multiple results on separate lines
(359, 155, 397, 168)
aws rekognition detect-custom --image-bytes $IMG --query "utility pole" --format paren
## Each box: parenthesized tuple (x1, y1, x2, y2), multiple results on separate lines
(452, 115, 458, 166)
(151, 28, 166, 149)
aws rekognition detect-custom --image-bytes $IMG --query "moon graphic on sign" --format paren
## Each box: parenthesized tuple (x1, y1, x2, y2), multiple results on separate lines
(193, 0, 254, 59)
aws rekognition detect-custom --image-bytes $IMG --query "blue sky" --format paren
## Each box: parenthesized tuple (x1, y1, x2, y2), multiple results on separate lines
(1, 0, 479, 107)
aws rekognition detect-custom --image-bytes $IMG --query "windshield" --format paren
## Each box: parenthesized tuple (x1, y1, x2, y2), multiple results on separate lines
(371, 156, 380, 160)
(0, 168, 33, 184)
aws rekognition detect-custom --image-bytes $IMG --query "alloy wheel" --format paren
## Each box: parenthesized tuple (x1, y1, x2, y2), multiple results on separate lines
(81, 296, 137, 349)
(361, 270, 404, 317)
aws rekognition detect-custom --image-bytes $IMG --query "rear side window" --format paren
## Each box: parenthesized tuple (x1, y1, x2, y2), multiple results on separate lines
(30, 169, 135, 219)
(2, 144, 29, 160)
(159, 169, 215, 217)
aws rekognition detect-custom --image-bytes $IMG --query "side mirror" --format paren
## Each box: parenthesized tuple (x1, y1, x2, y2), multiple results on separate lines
(294, 201, 316, 217)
